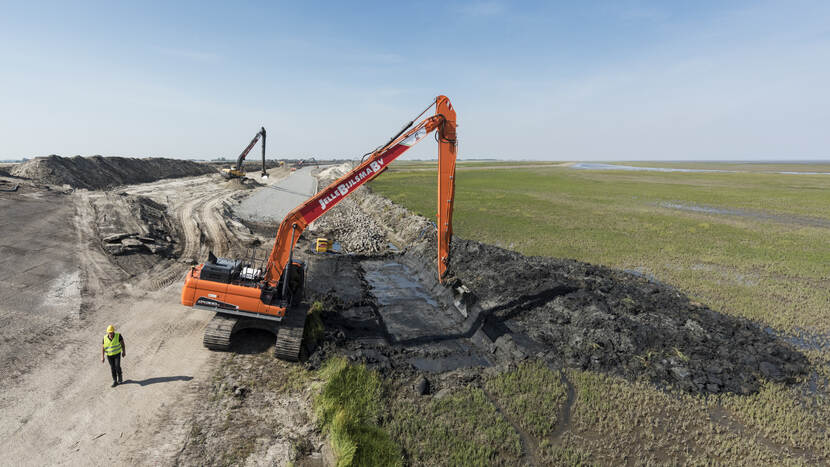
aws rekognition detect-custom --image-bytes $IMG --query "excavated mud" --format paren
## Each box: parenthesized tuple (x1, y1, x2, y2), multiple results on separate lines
(11, 155, 216, 189)
(437, 239, 808, 394)
(303, 180, 809, 396)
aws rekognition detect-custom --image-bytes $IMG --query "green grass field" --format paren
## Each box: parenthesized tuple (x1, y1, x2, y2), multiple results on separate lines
(373, 162, 830, 334)
(365, 161, 830, 465)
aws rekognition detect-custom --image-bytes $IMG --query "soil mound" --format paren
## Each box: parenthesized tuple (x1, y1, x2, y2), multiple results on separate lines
(310, 184, 810, 395)
(11, 155, 216, 189)
(317, 162, 351, 180)
(427, 239, 809, 394)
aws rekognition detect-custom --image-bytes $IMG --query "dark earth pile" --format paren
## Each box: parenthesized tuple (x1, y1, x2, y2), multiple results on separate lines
(427, 238, 809, 394)
(205, 159, 285, 170)
(302, 184, 810, 396)
(11, 155, 216, 189)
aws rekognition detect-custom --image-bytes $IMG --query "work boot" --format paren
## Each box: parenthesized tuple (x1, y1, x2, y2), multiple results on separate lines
(111, 381, 118, 387)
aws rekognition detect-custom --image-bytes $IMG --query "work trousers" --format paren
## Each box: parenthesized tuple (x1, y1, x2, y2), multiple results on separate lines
(107, 354, 123, 382)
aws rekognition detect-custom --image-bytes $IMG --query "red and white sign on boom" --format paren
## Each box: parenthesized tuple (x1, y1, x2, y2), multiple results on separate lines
(298, 127, 428, 223)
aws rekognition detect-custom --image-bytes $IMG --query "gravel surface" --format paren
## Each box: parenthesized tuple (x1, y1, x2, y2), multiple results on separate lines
(234, 166, 317, 222)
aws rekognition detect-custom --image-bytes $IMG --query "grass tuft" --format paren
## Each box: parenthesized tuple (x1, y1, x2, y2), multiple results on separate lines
(304, 301, 326, 349)
(315, 357, 402, 466)
(484, 361, 568, 438)
(386, 385, 523, 465)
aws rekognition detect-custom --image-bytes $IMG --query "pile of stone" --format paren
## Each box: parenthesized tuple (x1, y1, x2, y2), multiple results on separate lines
(311, 164, 389, 254)
(311, 199, 388, 254)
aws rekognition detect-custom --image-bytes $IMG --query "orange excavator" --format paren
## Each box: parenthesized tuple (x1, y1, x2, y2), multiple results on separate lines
(221, 127, 268, 180)
(181, 96, 457, 360)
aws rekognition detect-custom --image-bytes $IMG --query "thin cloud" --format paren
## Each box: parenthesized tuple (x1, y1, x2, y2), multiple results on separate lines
(158, 47, 219, 63)
(340, 51, 404, 65)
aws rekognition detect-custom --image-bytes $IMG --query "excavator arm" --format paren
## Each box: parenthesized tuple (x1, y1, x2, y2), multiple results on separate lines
(234, 127, 268, 177)
(264, 95, 457, 287)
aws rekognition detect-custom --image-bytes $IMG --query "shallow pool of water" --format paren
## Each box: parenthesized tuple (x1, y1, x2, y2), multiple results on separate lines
(570, 163, 734, 173)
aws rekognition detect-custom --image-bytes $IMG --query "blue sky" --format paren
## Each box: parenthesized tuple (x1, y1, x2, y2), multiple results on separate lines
(1, 1, 828, 160)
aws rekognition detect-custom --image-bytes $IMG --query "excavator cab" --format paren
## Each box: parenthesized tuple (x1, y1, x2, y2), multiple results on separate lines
(199, 252, 242, 284)
(193, 252, 305, 307)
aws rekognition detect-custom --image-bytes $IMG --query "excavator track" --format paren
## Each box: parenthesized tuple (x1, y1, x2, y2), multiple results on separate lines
(203, 308, 307, 361)
(203, 314, 237, 350)
(274, 305, 308, 361)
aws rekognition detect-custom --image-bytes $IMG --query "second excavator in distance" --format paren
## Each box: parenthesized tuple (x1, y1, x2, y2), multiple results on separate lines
(222, 126, 268, 180)
(181, 96, 458, 361)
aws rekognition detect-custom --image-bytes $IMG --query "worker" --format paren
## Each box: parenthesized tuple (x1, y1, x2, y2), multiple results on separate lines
(101, 325, 126, 387)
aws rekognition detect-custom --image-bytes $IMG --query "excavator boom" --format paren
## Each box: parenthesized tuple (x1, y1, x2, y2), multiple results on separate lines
(263, 95, 457, 285)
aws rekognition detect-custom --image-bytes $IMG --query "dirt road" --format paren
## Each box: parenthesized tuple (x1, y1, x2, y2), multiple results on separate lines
(0, 168, 297, 465)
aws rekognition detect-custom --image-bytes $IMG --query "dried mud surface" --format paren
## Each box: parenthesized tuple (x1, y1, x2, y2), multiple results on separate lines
(11, 155, 216, 189)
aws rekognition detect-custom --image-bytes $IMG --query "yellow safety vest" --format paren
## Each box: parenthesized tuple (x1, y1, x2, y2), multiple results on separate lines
(103, 333, 122, 356)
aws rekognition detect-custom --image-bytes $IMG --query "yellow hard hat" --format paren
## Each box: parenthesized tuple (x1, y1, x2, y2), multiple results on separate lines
(106, 325, 115, 333)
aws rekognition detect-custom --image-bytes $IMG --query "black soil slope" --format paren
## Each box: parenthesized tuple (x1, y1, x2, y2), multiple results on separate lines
(302, 184, 809, 395)
(304, 235, 808, 395)
(437, 239, 809, 395)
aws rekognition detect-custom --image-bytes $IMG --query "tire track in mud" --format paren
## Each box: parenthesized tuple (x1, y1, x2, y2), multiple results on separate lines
(549, 371, 576, 443)
(177, 197, 203, 262)
(202, 195, 234, 256)
(145, 190, 239, 291)
(175, 190, 238, 261)
(145, 180, 266, 291)
(149, 268, 188, 291)
(707, 405, 820, 464)
(480, 370, 576, 465)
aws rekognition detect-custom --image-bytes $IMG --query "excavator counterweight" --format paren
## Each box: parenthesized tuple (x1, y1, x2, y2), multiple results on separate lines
(182, 96, 458, 360)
